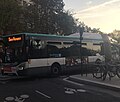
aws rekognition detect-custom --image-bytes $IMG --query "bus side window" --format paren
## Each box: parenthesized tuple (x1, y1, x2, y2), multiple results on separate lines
(47, 44, 60, 58)
(29, 40, 47, 59)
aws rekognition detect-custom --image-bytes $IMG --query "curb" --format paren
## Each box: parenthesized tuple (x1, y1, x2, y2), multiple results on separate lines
(0, 75, 29, 81)
(0, 76, 20, 81)
(69, 76, 120, 92)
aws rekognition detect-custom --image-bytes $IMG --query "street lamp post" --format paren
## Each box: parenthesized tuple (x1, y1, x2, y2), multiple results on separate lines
(79, 26, 84, 75)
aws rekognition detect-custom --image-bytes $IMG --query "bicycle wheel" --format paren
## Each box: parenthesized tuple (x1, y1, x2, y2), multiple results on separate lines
(108, 72, 116, 77)
(116, 67, 120, 78)
(108, 66, 116, 77)
(102, 71, 107, 81)
(92, 65, 104, 79)
(103, 65, 116, 80)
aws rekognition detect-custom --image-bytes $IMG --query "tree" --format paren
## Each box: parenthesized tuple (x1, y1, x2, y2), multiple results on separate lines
(0, 0, 22, 35)
(22, 0, 64, 34)
(22, 0, 78, 35)
(0, 0, 104, 35)
(109, 30, 120, 43)
(0, 0, 79, 35)
(56, 10, 78, 35)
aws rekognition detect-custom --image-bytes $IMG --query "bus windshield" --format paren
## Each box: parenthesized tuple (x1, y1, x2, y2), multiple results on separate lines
(2, 34, 27, 64)
(4, 47, 27, 64)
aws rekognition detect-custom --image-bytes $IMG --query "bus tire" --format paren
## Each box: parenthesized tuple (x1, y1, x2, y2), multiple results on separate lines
(51, 63, 61, 76)
(17, 69, 27, 76)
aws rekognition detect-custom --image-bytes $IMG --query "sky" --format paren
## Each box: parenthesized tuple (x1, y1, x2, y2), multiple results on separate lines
(63, 0, 120, 33)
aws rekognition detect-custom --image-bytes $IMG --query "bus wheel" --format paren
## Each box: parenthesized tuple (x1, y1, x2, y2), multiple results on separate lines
(51, 64, 61, 76)
(17, 69, 26, 76)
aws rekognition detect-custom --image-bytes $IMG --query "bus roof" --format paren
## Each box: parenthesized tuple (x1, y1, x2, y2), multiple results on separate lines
(2, 33, 103, 42)
(68, 32, 103, 40)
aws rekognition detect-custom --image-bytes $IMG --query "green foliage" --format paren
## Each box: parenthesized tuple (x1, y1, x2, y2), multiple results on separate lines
(78, 22, 103, 34)
(22, 0, 64, 34)
(0, 0, 22, 35)
(56, 11, 78, 35)
(0, 0, 103, 35)
(22, 0, 78, 35)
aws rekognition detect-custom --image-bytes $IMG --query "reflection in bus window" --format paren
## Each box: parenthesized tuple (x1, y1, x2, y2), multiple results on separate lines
(32, 40, 46, 49)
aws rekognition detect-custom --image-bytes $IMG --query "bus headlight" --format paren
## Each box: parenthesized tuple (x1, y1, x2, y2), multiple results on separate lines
(19, 67, 24, 70)
(17, 63, 25, 71)
(18, 66, 24, 70)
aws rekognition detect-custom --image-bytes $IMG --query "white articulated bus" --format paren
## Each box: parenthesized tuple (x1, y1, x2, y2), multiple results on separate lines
(1, 33, 112, 76)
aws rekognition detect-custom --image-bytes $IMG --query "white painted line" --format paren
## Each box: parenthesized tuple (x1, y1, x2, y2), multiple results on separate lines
(70, 76, 120, 89)
(20, 95, 29, 99)
(65, 90, 74, 94)
(5, 97, 14, 101)
(77, 89, 86, 93)
(64, 87, 77, 93)
(63, 77, 84, 86)
(35, 90, 51, 99)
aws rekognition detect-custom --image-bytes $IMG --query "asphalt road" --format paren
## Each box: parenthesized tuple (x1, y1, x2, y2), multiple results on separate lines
(0, 76, 120, 102)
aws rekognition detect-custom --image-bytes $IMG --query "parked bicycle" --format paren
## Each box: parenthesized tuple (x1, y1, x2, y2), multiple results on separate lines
(92, 62, 120, 80)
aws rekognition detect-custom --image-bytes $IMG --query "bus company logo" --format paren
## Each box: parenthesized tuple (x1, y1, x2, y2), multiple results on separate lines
(8, 37, 22, 42)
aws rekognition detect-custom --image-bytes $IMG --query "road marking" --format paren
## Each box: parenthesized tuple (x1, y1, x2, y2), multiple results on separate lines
(5, 97, 14, 101)
(65, 90, 74, 94)
(35, 90, 51, 99)
(63, 77, 84, 86)
(64, 87, 76, 94)
(64, 87, 77, 92)
(20, 95, 29, 99)
(64, 87, 87, 94)
(77, 89, 86, 93)
(4, 94, 29, 102)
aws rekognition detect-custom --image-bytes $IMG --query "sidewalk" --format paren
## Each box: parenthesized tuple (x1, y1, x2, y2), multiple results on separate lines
(69, 74, 120, 92)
